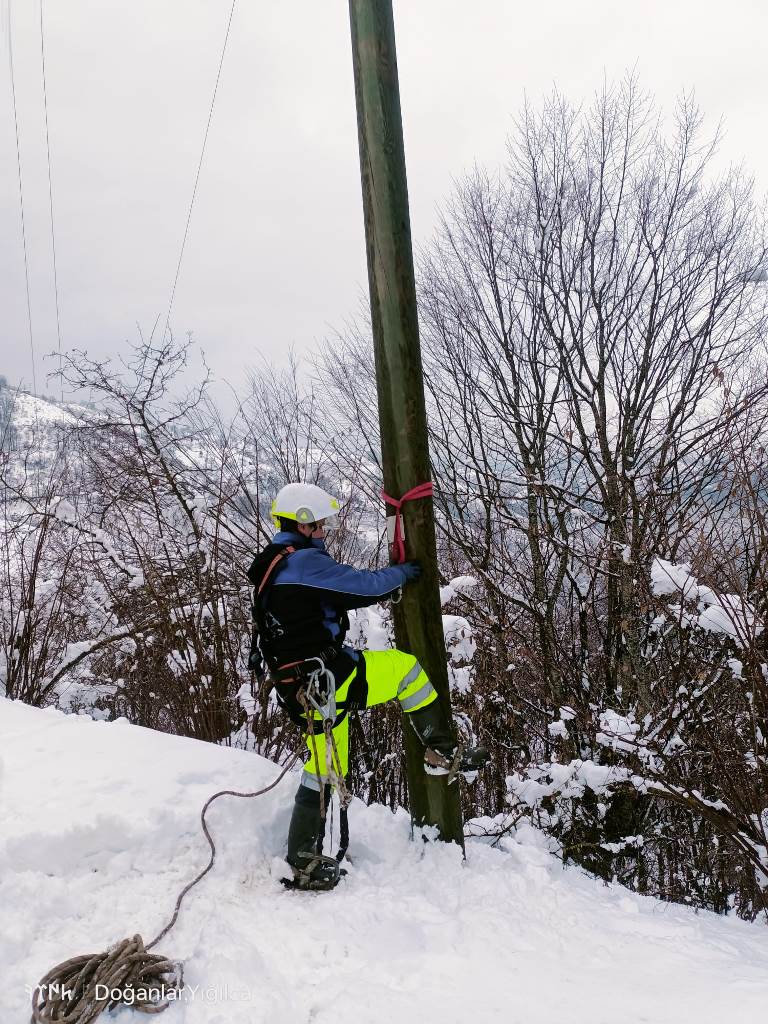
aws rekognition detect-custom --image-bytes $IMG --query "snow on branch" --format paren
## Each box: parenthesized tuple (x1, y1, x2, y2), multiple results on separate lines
(650, 557, 761, 646)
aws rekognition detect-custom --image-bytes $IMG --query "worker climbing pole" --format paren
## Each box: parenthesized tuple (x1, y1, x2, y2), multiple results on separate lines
(29, 9, 486, 1020)
(348, 0, 465, 846)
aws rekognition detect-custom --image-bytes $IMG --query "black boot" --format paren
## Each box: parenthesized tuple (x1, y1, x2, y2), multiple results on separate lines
(407, 701, 490, 777)
(285, 785, 341, 891)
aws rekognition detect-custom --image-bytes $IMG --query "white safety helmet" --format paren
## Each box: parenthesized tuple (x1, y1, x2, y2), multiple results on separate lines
(271, 482, 341, 528)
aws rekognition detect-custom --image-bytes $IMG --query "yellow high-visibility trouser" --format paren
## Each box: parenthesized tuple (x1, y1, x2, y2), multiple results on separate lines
(300, 649, 437, 792)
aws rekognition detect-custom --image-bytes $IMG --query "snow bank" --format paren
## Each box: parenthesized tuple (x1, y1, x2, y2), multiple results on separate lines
(1, 698, 767, 1023)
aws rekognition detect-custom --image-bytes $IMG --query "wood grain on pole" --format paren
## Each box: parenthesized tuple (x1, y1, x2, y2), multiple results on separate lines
(348, 0, 464, 846)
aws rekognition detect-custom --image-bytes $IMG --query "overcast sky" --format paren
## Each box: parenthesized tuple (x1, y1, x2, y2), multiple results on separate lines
(2, 0, 767, 404)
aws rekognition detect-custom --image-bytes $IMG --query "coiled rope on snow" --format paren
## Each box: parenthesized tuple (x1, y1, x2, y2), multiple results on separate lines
(30, 750, 301, 1023)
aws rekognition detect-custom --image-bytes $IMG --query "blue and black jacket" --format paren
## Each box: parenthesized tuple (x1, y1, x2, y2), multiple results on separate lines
(247, 530, 409, 683)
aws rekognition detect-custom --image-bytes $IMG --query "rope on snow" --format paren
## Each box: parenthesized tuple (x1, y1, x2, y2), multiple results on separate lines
(30, 750, 301, 1023)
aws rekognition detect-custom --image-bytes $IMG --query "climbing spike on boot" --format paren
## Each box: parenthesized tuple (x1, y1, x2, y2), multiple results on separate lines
(407, 702, 490, 781)
(423, 743, 490, 783)
(282, 854, 345, 891)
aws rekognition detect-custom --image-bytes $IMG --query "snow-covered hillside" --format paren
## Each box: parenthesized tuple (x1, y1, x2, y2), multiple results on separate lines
(1, 698, 766, 1024)
(2, 389, 88, 448)
(1, 389, 90, 473)
(6, 391, 83, 430)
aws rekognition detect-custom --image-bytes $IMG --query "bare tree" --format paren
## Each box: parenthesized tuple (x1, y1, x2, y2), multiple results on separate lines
(315, 78, 768, 916)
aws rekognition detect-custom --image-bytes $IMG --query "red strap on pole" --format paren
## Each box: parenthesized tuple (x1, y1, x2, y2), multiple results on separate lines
(380, 482, 434, 564)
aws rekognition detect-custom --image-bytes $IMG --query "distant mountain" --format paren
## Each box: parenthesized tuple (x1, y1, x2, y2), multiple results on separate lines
(0, 388, 95, 483)
(4, 389, 87, 430)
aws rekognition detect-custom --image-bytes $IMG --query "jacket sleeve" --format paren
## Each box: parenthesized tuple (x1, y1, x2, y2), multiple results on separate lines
(287, 549, 409, 610)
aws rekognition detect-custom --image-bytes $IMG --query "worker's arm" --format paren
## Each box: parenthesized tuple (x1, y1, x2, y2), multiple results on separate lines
(273, 548, 414, 610)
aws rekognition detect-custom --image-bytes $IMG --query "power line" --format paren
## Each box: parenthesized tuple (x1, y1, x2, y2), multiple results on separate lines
(157, 0, 237, 344)
(39, 0, 63, 402)
(7, 0, 38, 397)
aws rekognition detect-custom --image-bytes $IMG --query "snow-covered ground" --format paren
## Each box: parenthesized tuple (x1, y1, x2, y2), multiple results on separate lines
(1, 698, 767, 1024)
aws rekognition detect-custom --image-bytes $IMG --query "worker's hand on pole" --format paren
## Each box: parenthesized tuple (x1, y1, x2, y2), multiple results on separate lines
(400, 560, 422, 582)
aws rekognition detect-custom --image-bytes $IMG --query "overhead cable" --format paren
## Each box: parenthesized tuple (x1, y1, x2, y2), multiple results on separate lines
(7, 0, 38, 397)
(39, 0, 64, 401)
(158, 0, 238, 344)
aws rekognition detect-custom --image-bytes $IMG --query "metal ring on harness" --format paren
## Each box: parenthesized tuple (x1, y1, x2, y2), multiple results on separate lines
(299, 658, 337, 720)
(298, 676, 351, 821)
(299, 663, 346, 802)
(274, 654, 364, 731)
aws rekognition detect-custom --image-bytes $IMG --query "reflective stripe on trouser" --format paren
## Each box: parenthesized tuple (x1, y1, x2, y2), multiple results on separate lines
(300, 648, 437, 791)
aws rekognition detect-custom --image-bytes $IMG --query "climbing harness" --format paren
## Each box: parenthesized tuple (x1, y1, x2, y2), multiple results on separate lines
(30, 751, 301, 1023)
(247, 543, 296, 681)
(381, 481, 434, 563)
(277, 653, 367, 728)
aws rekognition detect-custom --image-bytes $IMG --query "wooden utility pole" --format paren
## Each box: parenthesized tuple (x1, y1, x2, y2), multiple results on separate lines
(348, 0, 463, 847)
